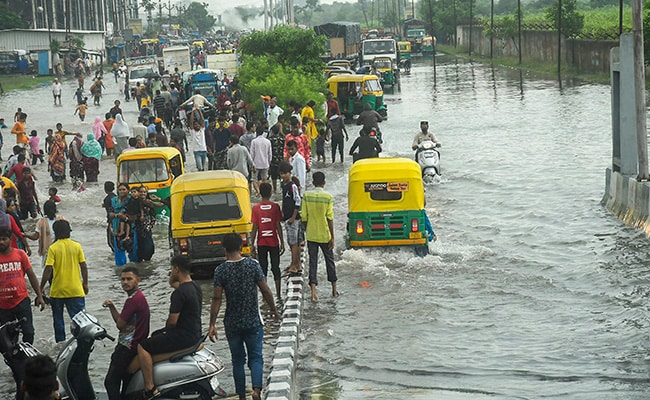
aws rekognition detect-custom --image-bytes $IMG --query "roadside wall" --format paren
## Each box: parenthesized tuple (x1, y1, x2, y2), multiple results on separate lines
(602, 169, 650, 236)
(456, 25, 618, 74)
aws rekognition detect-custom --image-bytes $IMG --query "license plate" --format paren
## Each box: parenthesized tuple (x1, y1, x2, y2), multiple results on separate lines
(409, 232, 422, 239)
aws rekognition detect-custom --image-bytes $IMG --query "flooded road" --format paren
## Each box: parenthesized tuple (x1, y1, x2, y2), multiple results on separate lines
(1, 57, 649, 400)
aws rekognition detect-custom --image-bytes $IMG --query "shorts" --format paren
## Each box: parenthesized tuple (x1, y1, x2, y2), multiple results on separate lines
(256, 168, 269, 181)
(139, 328, 199, 355)
(284, 219, 303, 246)
(269, 164, 279, 180)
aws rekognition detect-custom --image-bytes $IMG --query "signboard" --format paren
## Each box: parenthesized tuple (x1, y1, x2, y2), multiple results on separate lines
(129, 19, 143, 34)
(364, 182, 409, 192)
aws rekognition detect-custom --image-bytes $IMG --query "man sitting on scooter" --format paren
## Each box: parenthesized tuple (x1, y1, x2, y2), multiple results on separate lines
(136, 256, 203, 400)
(412, 121, 441, 157)
(103, 266, 150, 400)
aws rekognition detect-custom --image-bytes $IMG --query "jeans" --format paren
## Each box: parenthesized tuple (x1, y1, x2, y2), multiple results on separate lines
(194, 150, 207, 171)
(226, 325, 264, 396)
(105, 344, 137, 400)
(0, 297, 34, 344)
(50, 297, 85, 342)
(307, 241, 337, 287)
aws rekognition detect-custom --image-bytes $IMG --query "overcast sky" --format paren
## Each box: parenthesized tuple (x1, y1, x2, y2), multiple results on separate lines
(204, 0, 356, 29)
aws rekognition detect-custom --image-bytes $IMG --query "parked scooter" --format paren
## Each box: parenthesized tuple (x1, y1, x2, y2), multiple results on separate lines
(416, 140, 441, 183)
(0, 318, 41, 399)
(55, 310, 225, 400)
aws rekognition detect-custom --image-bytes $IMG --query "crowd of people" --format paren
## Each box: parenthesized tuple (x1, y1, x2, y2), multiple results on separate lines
(0, 57, 395, 400)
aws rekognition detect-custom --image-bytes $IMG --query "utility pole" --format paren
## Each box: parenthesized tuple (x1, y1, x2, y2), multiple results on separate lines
(490, 0, 494, 59)
(557, 0, 562, 79)
(632, 0, 648, 180)
(517, 0, 521, 64)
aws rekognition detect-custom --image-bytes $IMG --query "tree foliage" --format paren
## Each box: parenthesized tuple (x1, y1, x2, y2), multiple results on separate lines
(183, 2, 216, 34)
(545, 0, 584, 37)
(0, 3, 26, 30)
(237, 27, 326, 116)
(238, 26, 326, 76)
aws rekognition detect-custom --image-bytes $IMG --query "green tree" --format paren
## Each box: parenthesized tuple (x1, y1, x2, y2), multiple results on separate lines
(0, 3, 26, 29)
(238, 25, 326, 75)
(237, 26, 327, 116)
(295, 0, 323, 25)
(545, 0, 584, 37)
(183, 2, 216, 34)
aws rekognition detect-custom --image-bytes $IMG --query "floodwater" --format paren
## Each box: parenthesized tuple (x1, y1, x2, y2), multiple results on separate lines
(0, 56, 648, 400)
(295, 59, 650, 399)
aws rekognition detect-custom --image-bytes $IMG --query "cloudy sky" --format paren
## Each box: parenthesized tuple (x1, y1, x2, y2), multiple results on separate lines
(203, 0, 355, 29)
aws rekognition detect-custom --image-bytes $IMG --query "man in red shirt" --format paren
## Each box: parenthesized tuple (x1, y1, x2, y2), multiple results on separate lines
(0, 226, 45, 396)
(251, 182, 285, 299)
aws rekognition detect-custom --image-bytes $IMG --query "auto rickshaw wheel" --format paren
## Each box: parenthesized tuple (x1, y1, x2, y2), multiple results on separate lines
(414, 245, 429, 257)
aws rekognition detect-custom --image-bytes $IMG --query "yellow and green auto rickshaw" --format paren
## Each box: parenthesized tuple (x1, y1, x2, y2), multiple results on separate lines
(327, 74, 387, 119)
(116, 147, 184, 221)
(422, 36, 436, 54)
(398, 41, 412, 72)
(170, 170, 252, 277)
(372, 56, 397, 87)
(346, 157, 433, 256)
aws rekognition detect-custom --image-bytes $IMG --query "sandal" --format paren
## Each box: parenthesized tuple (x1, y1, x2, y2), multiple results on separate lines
(142, 387, 161, 400)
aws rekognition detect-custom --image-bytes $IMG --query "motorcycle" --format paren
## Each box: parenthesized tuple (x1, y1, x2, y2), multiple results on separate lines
(0, 318, 41, 399)
(416, 140, 441, 183)
(57, 310, 226, 400)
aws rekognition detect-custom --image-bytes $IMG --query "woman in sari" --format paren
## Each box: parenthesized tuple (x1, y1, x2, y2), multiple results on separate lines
(92, 116, 107, 153)
(48, 134, 66, 182)
(107, 183, 137, 266)
(81, 133, 102, 182)
(111, 114, 130, 159)
(103, 113, 115, 157)
(68, 133, 84, 182)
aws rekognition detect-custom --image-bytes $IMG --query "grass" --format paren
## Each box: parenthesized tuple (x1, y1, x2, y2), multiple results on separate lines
(436, 43, 612, 85)
(0, 74, 56, 93)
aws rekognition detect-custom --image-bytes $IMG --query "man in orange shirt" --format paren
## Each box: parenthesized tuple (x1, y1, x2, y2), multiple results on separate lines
(11, 113, 28, 147)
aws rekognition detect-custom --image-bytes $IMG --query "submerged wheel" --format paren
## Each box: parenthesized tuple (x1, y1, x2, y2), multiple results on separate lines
(414, 245, 429, 257)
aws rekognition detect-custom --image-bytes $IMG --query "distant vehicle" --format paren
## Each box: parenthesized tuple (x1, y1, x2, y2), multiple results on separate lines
(398, 41, 412, 72)
(403, 18, 427, 52)
(162, 46, 191, 74)
(205, 52, 238, 78)
(126, 55, 159, 87)
(366, 29, 379, 39)
(182, 69, 222, 102)
(314, 21, 361, 63)
(0, 50, 31, 74)
(422, 36, 436, 54)
(361, 38, 397, 66)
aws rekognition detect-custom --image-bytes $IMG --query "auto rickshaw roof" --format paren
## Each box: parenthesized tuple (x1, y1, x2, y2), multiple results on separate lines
(171, 170, 249, 194)
(327, 74, 380, 84)
(348, 157, 425, 211)
(116, 147, 181, 163)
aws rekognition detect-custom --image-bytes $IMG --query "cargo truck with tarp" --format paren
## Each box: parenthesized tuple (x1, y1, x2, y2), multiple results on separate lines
(314, 21, 361, 65)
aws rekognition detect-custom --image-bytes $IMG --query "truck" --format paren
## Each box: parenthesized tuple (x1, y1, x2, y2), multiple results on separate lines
(403, 18, 427, 53)
(125, 55, 158, 88)
(162, 46, 191, 74)
(0, 50, 31, 74)
(314, 21, 361, 64)
(360, 38, 398, 66)
(205, 52, 238, 78)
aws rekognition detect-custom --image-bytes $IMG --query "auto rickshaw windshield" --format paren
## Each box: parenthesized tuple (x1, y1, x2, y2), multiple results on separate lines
(182, 191, 242, 223)
(364, 79, 382, 92)
(120, 159, 169, 184)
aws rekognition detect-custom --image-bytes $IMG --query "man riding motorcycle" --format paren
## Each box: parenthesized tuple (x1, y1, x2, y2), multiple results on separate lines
(412, 120, 441, 159)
